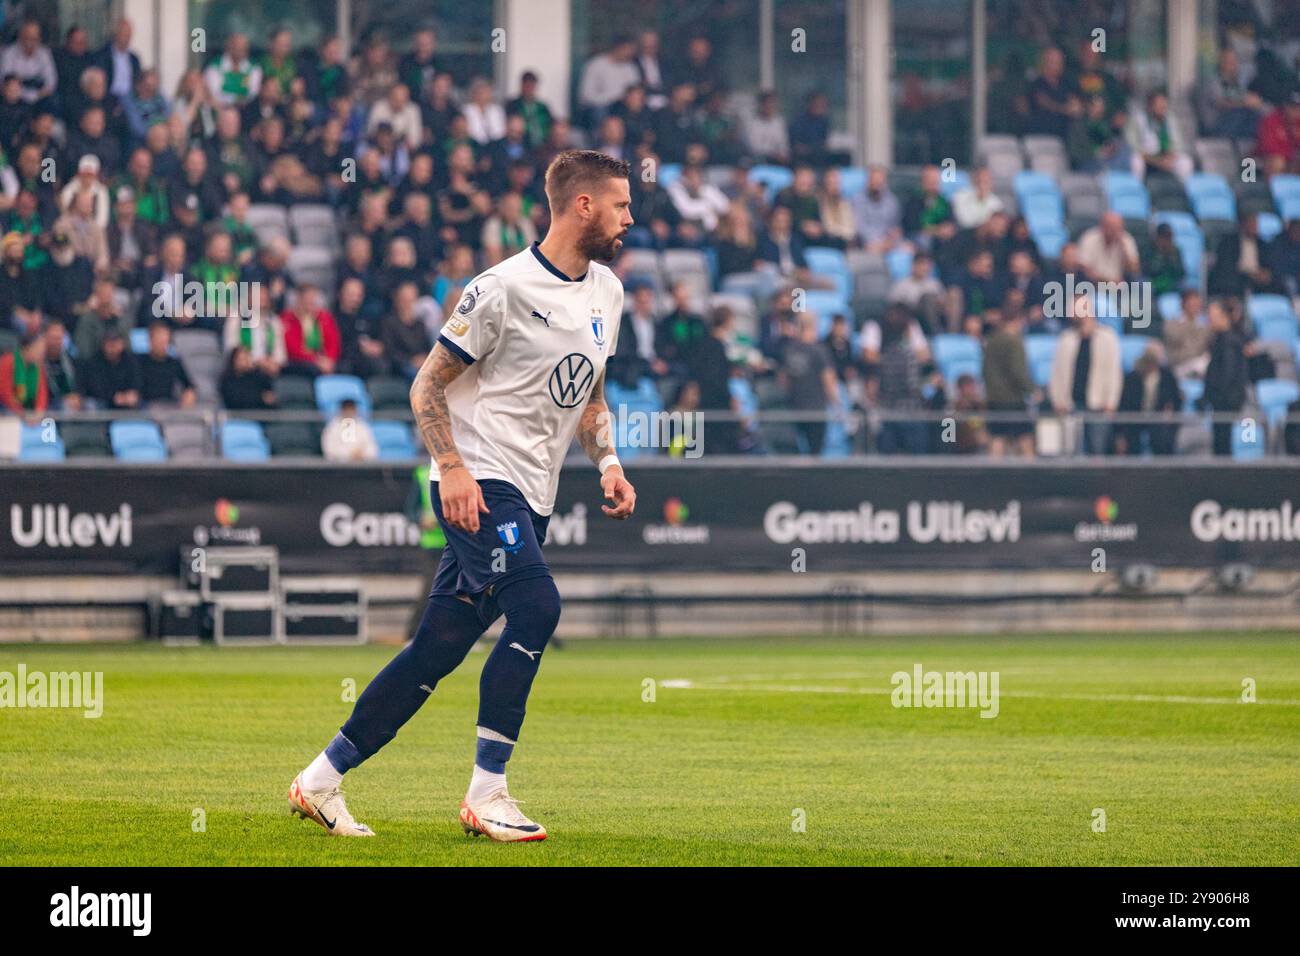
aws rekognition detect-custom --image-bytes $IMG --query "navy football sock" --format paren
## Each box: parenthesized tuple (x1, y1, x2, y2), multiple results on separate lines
(477, 574, 562, 741)
(340, 594, 486, 762)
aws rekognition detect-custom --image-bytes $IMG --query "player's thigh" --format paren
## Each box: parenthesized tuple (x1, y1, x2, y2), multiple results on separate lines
(431, 479, 550, 595)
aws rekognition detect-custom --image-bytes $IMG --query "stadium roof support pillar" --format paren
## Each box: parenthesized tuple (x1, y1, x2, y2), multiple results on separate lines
(121, 0, 187, 99)
(971, 0, 987, 160)
(849, 0, 892, 166)
(497, 0, 572, 121)
(1167, 0, 1198, 130)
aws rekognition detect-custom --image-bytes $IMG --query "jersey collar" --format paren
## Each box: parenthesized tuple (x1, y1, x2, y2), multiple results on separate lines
(531, 241, 587, 282)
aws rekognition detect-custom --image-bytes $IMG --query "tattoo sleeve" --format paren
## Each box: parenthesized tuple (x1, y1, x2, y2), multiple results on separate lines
(410, 342, 470, 472)
(576, 368, 615, 467)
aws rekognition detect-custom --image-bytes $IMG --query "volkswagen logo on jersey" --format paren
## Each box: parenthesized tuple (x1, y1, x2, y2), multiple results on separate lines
(591, 310, 606, 348)
(496, 521, 525, 552)
(548, 352, 595, 408)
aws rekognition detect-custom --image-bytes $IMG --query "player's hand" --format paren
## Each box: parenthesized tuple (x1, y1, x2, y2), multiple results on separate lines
(600, 466, 636, 520)
(440, 466, 489, 533)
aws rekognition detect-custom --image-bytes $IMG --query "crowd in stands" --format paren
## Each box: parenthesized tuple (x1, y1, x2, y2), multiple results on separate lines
(1, 17, 1299, 460)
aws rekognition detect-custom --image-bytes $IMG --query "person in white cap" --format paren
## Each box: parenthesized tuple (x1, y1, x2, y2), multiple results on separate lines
(57, 154, 109, 230)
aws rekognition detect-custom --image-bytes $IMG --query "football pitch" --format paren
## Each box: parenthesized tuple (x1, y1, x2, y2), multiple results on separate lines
(1, 632, 1296, 867)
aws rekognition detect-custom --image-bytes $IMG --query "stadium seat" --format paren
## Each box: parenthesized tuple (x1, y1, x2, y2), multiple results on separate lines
(19, 423, 64, 461)
(1153, 211, 1199, 240)
(1257, 212, 1283, 242)
(61, 421, 111, 457)
(172, 328, 222, 362)
(800, 290, 850, 337)
(1193, 138, 1237, 180)
(1279, 195, 1300, 222)
(274, 375, 317, 409)
(263, 420, 321, 457)
(1023, 334, 1058, 385)
(1023, 191, 1064, 231)
(109, 420, 168, 461)
(1013, 170, 1058, 203)
(185, 353, 225, 405)
(372, 421, 419, 460)
(130, 327, 150, 354)
(655, 163, 682, 190)
(1120, 335, 1152, 372)
(1103, 171, 1150, 218)
(1246, 295, 1296, 345)
(937, 169, 970, 199)
(367, 375, 412, 412)
(1157, 292, 1182, 323)
(288, 204, 340, 252)
(220, 419, 271, 461)
(246, 204, 290, 244)
(1255, 378, 1300, 426)
(885, 247, 914, 281)
(748, 164, 793, 201)
(932, 334, 982, 382)
(804, 246, 851, 300)
(286, 246, 336, 292)
(1269, 174, 1300, 209)
(162, 420, 210, 460)
(1179, 377, 1204, 412)
(314, 374, 371, 416)
(728, 377, 758, 418)
(1231, 418, 1265, 459)
(1031, 223, 1069, 260)
(837, 166, 866, 196)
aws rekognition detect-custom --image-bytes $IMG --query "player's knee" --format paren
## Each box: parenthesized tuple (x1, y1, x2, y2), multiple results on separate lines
(499, 574, 562, 639)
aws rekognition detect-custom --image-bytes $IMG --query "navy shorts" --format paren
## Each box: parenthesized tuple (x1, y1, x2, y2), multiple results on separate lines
(429, 478, 552, 601)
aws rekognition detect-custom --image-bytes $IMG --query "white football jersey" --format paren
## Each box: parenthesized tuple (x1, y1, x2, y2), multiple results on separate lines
(431, 242, 624, 515)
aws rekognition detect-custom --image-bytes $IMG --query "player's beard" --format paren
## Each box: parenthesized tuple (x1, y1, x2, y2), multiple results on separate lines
(578, 220, 625, 263)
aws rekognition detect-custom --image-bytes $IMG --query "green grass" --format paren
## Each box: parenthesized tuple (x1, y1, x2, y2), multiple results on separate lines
(1, 633, 1297, 866)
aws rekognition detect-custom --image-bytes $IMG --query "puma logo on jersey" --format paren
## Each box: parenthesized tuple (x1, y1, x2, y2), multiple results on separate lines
(509, 642, 540, 660)
(530, 309, 552, 326)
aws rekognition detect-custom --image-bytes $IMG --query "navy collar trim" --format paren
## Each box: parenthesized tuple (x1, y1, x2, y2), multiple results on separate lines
(531, 241, 586, 282)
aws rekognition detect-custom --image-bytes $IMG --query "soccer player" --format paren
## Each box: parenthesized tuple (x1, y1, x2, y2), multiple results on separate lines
(289, 150, 637, 842)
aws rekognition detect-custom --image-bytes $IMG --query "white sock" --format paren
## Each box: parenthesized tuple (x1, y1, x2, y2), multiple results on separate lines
(466, 764, 507, 805)
(301, 751, 344, 792)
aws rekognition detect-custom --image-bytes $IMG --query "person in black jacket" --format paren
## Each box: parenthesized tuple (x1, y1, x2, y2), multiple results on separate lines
(139, 321, 196, 406)
(1203, 298, 1249, 456)
(80, 329, 141, 409)
(1116, 344, 1182, 455)
(219, 345, 277, 410)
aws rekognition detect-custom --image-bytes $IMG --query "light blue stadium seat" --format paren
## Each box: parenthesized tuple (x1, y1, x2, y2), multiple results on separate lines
(1153, 211, 1199, 239)
(933, 334, 982, 382)
(314, 374, 371, 416)
(373, 420, 418, 460)
(1023, 333, 1057, 375)
(821, 383, 852, 457)
(1031, 222, 1068, 259)
(1232, 418, 1265, 459)
(1023, 192, 1064, 230)
(1257, 211, 1283, 242)
(1255, 378, 1300, 426)
(942, 356, 983, 383)
(656, 163, 682, 189)
(1104, 172, 1151, 218)
(1192, 192, 1236, 223)
(1187, 172, 1233, 201)
(748, 164, 793, 201)
(1179, 377, 1203, 412)
(1279, 195, 1300, 222)
(938, 169, 970, 199)
(1030, 354, 1056, 388)
(1175, 233, 1204, 284)
(728, 377, 758, 418)
(801, 289, 850, 337)
(804, 246, 851, 300)
(1120, 335, 1151, 372)
(1246, 294, 1294, 337)
(837, 166, 866, 197)
(886, 246, 914, 281)
(130, 328, 150, 354)
(1014, 170, 1059, 203)
(220, 419, 271, 461)
(19, 423, 64, 461)
(1269, 174, 1300, 208)
(109, 420, 168, 461)
(1157, 291, 1182, 322)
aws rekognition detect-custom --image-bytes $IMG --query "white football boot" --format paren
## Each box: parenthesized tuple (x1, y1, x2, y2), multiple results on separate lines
(459, 787, 547, 842)
(288, 772, 376, 836)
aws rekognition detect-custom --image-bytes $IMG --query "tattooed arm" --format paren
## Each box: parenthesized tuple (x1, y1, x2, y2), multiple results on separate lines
(578, 368, 636, 520)
(410, 342, 488, 532)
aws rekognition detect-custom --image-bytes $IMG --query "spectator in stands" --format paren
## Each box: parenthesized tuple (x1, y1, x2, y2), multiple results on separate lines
(952, 166, 1004, 229)
(506, 71, 553, 149)
(790, 91, 832, 167)
(686, 307, 742, 454)
(824, 313, 857, 382)
(81, 328, 140, 410)
(59, 154, 109, 229)
(73, 277, 129, 359)
(611, 279, 666, 386)
(53, 186, 108, 275)
(1027, 46, 1080, 141)
(322, 398, 379, 461)
(982, 309, 1037, 457)
(335, 277, 387, 379)
(65, 105, 120, 177)
(431, 243, 477, 311)
(608, 83, 652, 157)
(1265, 217, 1300, 297)
(774, 165, 826, 246)
(398, 25, 439, 102)
(1003, 248, 1047, 327)
(902, 164, 956, 252)
(463, 77, 506, 146)
(744, 91, 790, 166)
(42, 318, 80, 410)
(106, 185, 157, 290)
(480, 190, 535, 267)
(1254, 90, 1300, 176)
(1208, 213, 1274, 296)
(949, 373, 989, 454)
(578, 36, 639, 127)
(115, 146, 169, 226)
(0, 329, 47, 415)
(1075, 38, 1126, 118)
(53, 27, 92, 119)
(1163, 289, 1212, 378)
(191, 231, 239, 317)
(1115, 342, 1181, 456)
(219, 344, 276, 410)
(1146, 222, 1186, 301)
(654, 82, 702, 165)
(139, 321, 196, 407)
(1049, 293, 1123, 455)
(0, 74, 29, 152)
(204, 33, 261, 107)
(123, 68, 168, 143)
(957, 248, 1003, 335)
(868, 303, 933, 454)
(0, 229, 40, 317)
(778, 313, 839, 455)
(1198, 47, 1265, 140)
(1126, 90, 1192, 183)
(139, 233, 189, 328)
(594, 114, 628, 161)
(656, 280, 708, 378)
(1203, 297, 1250, 456)
(282, 284, 341, 377)
(851, 164, 902, 254)
(714, 200, 759, 277)
(381, 282, 432, 380)
(222, 284, 285, 379)
(756, 205, 810, 282)
(816, 168, 856, 249)
(0, 20, 57, 107)
(244, 236, 291, 313)
(889, 250, 945, 335)
(1078, 211, 1140, 284)
(172, 68, 217, 140)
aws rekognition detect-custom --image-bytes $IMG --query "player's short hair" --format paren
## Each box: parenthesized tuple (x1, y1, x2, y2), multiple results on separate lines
(543, 150, 630, 215)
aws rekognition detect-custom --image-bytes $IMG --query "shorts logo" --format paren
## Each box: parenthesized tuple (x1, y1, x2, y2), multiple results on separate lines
(496, 521, 524, 552)
(591, 309, 606, 348)
(548, 352, 595, 408)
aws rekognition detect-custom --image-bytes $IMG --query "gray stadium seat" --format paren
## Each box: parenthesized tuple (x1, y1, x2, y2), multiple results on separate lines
(289, 204, 341, 252)
(162, 420, 210, 459)
(286, 246, 337, 292)
(264, 420, 322, 457)
(1194, 137, 1238, 180)
(273, 375, 316, 409)
(185, 353, 225, 404)
(246, 204, 290, 245)
(172, 328, 222, 362)
(661, 248, 710, 279)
